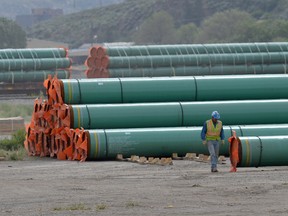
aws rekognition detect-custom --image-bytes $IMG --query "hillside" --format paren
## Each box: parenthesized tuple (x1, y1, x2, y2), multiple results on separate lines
(27, 0, 288, 48)
(0, 0, 124, 19)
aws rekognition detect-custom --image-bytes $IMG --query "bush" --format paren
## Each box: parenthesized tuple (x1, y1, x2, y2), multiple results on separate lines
(0, 129, 26, 151)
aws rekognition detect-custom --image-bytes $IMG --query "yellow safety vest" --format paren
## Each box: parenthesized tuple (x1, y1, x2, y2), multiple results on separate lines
(206, 119, 222, 141)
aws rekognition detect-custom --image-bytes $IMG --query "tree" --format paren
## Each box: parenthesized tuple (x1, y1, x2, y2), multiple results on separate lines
(176, 23, 199, 44)
(250, 19, 288, 42)
(0, 18, 26, 48)
(133, 11, 177, 44)
(195, 9, 256, 43)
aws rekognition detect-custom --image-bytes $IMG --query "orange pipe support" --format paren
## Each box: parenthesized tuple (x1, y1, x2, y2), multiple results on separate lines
(228, 130, 241, 172)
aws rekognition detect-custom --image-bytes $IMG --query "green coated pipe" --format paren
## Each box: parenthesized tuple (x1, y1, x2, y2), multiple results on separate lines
(229, 124, 288, 137)
(0, 58, 71, 71)
(194, 74, 288, 101)
(107, 52, 288, 68)
(85, 124, 288, 160)
(70, 99, 288, 129)
(0, 70, 70, 83)
(61, 77, 196, 104)
(71, 103, 183, 129)
(61, 75, 288, 104)
(0, 48, 67, 59)
(103, 43, 288, 56)
(235, 136, 288, 167)
(107, 64, 288, 77)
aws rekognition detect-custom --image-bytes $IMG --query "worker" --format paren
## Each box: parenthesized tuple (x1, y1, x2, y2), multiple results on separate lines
(201, 111, 225, 172)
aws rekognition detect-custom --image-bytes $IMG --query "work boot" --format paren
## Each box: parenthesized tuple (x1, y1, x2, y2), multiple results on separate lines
(211, 168, 218, 172)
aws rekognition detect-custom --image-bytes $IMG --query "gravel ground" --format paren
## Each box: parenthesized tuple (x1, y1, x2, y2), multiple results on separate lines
(0, 157, 288, 216)
(1, 98, 288, 216)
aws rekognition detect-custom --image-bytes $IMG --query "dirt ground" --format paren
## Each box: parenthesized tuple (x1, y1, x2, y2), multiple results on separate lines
(0, 156, 288, 216)
(1, 99, 288, 215)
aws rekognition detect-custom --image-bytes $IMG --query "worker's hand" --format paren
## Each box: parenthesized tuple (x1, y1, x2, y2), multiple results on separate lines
(221, 140, 225, 145)
(202, 140, 207, 145)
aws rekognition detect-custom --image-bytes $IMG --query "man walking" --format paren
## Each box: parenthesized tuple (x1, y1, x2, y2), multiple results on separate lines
(201, 111, 225, 172)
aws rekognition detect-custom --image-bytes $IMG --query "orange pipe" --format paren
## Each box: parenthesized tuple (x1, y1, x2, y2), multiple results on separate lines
(101, 55, 109, 69)
(85, 56, 96, 68)
(95, 58, 101, 68)
(96, 46, 106, 58)
(89, 46, 100, 58)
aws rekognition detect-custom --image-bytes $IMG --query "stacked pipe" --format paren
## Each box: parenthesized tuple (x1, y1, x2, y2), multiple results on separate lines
(24, 74, 288, 163)
(85, 42, 288, 78)
(0, 48, 71, 94)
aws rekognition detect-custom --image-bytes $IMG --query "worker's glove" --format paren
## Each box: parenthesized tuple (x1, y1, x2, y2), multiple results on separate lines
(221, 140, 225, 145)
(202, 140, 207, 145)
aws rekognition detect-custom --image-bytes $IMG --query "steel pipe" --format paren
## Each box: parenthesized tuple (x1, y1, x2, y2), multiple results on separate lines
(230, 136, 288, 167)
(68, 99, 288, 129)
(84, 124, 288, 160)
(57, 75, 288, 104)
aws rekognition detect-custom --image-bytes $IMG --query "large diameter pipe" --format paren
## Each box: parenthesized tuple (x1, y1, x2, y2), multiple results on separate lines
(85, 125, 288, 160)
(0, 58, 71, 71)
(100, 42, 288, 57)
(60, 75, 288, 104)
(107, 52, 288, 68)
(106, 64, 288, 77)
(61, 77, 196, 104)
(181, 100, 288, 126)
(229, 124, 288, 137)
(70, 99, 288, 129)
(0, 70, 70, 83)
(231, 136, 288, 167)
(86, 128, 207, 160)
(71, 103, 183, 129)
(0, 48, 67, 59)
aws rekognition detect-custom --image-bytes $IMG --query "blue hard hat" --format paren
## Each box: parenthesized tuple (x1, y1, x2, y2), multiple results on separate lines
(211, 111, 220, 119)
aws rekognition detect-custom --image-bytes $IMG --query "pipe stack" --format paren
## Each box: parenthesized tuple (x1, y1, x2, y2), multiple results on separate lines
(24, 74, 288, 163)
(22, 42, 288, 166)
(0, 48, 71, 94)
(84, 42, 288, 78)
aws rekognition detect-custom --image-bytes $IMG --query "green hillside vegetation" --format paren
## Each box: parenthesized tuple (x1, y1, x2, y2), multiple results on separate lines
(0, 18, 26, 48)
(27, 0, 288, 48)
(0, 0, 123, 19)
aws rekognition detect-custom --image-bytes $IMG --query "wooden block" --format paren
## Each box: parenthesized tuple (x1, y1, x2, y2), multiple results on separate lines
(161, 157, 173, 165)
(218, 155, 226, 164)
(116, 154, 123, 160)
(148, 157, 154, 163)
(150, 158, 160, 164)
(139, 156, 147, 164)
(198, 154, 205, 160)
(172, 153, 183, 160)
(166, 157, 173, 165)
(131, 155, 139, 162)
(160, 158, 167, 165)
(218, 155, 226, 161)
(185, 153, 197, 160)
(195, 154, 209, 163)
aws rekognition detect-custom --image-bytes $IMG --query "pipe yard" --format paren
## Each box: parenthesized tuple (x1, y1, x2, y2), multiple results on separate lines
(2, 42, 288, 216)
(17, 42, 288, 168)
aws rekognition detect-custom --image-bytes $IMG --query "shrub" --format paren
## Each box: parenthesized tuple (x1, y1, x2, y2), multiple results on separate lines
(0, 129, 26, 151)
